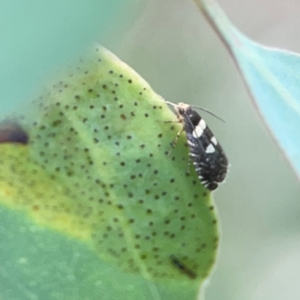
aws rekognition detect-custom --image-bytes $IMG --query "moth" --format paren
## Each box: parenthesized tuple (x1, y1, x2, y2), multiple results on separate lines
(165, 101, 228, 190)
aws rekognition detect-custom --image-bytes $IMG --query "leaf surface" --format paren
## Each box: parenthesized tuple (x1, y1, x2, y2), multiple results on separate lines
(0, 46, 219, 299)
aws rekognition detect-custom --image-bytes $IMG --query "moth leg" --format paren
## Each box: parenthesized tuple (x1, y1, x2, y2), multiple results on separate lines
(162, 120, 181, 124)
(185, 156, 192, 175)
(166, 128, 183, 156)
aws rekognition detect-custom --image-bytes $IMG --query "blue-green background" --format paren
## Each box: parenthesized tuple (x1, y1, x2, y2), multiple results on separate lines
(0, 0, 142, 114)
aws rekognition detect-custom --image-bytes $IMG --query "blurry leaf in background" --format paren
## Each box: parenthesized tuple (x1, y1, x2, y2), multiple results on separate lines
(0, 46, 220, 299)
(0, 0, 145, 115)
(194, 0, 300, 181)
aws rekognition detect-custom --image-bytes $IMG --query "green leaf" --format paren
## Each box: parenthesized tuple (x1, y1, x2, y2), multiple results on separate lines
(0, 46, 219, 299)
(194, 0, 300, 180)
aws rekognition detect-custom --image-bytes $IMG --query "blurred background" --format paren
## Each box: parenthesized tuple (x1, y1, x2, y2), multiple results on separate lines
(1, 0, 300, 299)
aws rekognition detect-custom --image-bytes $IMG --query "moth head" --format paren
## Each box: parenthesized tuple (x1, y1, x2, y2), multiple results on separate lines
(176, 102, 191, 116)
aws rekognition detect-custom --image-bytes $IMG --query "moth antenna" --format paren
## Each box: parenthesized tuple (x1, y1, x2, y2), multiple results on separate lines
(189, 105, 226, 123)
(161, 98, 225, 123)
(162, 99, 177, 108)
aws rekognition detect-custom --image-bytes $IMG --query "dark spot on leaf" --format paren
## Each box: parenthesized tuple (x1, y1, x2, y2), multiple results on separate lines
(170, 255, 197, 279)
(32, 205, 39, 211)
(52, 120, 62, 127)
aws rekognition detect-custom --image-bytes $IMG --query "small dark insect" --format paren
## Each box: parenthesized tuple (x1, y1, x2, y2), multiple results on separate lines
(0, 121, 28, 144)
(165, 101, 228, 190)
(170, 255, 197, 279)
